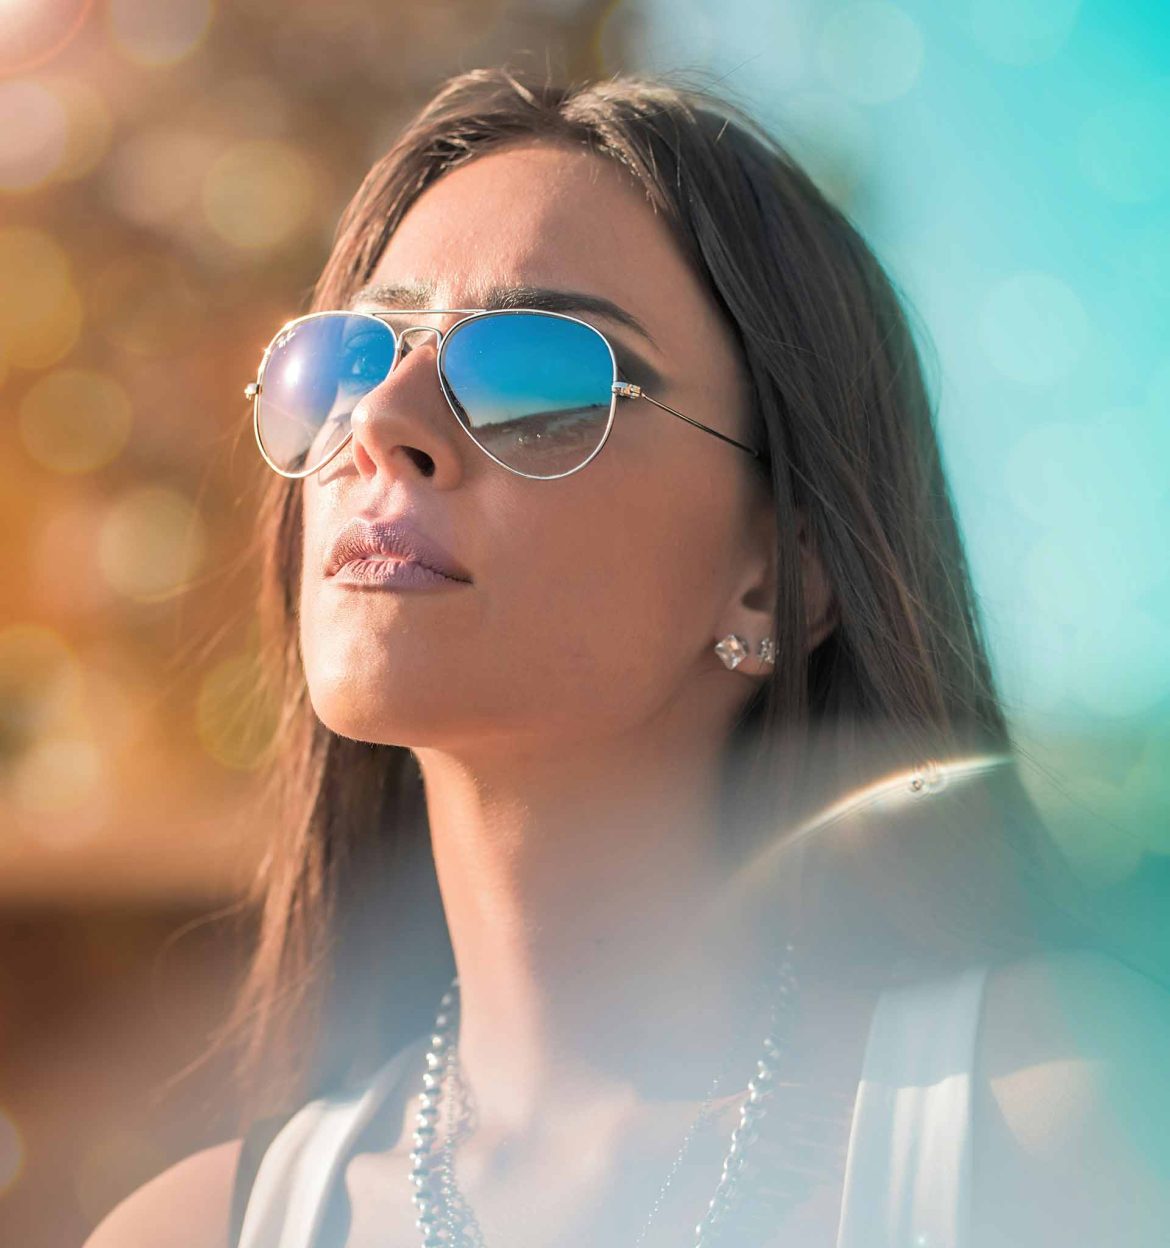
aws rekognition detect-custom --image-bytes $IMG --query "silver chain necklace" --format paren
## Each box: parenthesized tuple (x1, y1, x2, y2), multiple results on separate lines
(407, 943, 798, 1247)
(434, 989, 756, 1248)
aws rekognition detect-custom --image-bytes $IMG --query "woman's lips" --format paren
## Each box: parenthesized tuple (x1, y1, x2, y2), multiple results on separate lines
(329, 556, 468, 590)
(324, 516, 472, 581)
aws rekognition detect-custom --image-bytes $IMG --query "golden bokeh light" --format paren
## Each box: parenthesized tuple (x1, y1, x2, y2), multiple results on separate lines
(27, 495, 118, 617)
(201, 139, 318, 251)
(0, 75, 111, 191)
(0, 1106, 24, 1197)
(76, 657, 151, 754)
(12, 733, 108, 823)
(0, 79, 67, 192)
(8, 283, 82, 370)
(106, 0, 214, 68)
(0, 226, 83, 370)
(199, 73, 290, 140)
(18, 367, 133, 474)
(195, 651, 279, 771)
(90, 253, 203, 356)
(0, 0, 96, 77)
(97, 484, 207, 601)
(41, 76, 114, 183)
(0, 622, 83, 762)
(104, 126, 222, 230)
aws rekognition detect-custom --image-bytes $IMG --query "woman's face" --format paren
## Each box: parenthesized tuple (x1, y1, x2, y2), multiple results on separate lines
(299, 141, 775, 758)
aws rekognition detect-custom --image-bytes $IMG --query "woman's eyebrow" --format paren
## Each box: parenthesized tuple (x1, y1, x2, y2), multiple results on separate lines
(348, 281, 660, 353)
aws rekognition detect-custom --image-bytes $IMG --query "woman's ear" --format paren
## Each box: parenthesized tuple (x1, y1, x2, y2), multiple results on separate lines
(713, 494, 777, 679)
(797, 507, 837, 654)
(714, 501, 837, 678)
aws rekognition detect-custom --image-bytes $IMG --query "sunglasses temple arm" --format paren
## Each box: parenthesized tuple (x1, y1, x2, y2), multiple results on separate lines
(636, 391, 763, 459)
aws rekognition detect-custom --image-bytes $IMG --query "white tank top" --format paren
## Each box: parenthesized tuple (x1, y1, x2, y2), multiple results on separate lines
(238, 962, 990, 1248)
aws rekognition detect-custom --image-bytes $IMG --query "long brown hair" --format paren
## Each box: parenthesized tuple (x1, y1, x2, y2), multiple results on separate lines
(213, 66, 1102, 1127)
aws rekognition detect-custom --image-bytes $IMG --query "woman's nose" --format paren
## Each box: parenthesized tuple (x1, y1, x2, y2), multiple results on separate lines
(345, 326, 464, 486)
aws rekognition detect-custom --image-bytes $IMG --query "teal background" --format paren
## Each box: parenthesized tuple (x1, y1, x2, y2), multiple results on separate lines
(615, 0, 1170, 968)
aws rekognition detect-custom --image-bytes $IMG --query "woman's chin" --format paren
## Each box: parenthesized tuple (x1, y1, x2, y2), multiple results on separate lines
(304, 681, 448, 748)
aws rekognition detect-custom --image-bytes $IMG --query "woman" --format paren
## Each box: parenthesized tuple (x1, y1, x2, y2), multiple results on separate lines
(87, 68, 1169, 1248)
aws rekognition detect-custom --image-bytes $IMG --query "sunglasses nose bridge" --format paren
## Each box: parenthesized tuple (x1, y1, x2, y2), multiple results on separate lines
(393, 323, 444, 364)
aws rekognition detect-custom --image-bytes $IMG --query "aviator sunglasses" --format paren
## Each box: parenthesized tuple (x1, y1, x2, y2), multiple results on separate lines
(245, 307, 762, 481)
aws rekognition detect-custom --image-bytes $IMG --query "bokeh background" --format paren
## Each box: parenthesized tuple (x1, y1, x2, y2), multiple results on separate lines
(1, 0, 1167, 1242)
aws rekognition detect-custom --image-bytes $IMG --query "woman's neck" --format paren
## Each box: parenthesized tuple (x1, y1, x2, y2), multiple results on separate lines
(411, 726, 789, 1142)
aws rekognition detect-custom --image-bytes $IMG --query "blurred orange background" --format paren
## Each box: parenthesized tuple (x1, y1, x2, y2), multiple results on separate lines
(0, 3, 616, 1242)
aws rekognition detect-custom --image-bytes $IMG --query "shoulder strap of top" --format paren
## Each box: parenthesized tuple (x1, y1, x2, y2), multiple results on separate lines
(234, 1035, 429, 1248)
(836, 962, 990, 1248)
(231, 1110, 300, 1248)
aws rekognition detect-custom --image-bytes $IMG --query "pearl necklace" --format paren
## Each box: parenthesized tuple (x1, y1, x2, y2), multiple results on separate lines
(408, 944, 798, 1247)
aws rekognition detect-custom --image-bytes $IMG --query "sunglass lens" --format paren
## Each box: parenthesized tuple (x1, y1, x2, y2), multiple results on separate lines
(256, 313, 395, 474)
(440, 312, 614, 477)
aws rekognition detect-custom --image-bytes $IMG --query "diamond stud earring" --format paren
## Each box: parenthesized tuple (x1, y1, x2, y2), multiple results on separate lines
(714, 634, 750, 670)
(715, 634, 776, 671)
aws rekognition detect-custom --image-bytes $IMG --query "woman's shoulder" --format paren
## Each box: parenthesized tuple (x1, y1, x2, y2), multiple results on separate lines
(83, 1037, 430, 1248)
(82, 1136, 244, 1248)
(972, 945, 1170, 1245)
(979, 944, 1170, 1084)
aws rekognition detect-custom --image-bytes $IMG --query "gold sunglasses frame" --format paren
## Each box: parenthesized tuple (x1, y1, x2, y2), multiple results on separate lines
(245, 307, 763, 481)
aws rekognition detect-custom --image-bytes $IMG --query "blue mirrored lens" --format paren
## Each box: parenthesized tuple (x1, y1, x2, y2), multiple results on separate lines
(257, 313, 395, 473)
(441, 312, 614, 477)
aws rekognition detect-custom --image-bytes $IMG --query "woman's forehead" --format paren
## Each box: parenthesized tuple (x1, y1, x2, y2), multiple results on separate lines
(365, 143, 721, 351)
